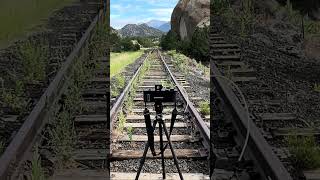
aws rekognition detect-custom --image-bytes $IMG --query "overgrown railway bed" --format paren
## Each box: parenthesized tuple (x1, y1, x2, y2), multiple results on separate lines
(110, 50, 210, 179)
(210, 29, 320, 180)
(0, 1, 108, 179)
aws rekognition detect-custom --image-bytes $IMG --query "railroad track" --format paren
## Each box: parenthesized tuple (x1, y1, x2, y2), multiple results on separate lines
(110, 50, 210, 180)
(0, 1, 109, 179)
(210, 29, 320, 179)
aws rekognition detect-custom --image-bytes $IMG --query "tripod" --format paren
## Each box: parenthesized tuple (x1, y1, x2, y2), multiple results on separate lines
(135, 100, 184, 180)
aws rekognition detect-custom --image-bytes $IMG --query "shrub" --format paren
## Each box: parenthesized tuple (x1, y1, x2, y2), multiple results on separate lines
(160, 30, 179, 51)
(211, 0, 230, 15)
(190, 26, 209, 61)
(136, 37, 154, 48)
(199, 101, 210, 116)
(19, 39, 48, 83)
(287, 135, 320, 169)
(2, 80, 27, 113)
(177, 40, 191, 56)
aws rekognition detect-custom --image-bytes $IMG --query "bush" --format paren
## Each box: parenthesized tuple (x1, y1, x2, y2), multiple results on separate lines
(190, 26, 209, 61)
(177, 40, 191, 56)
(211, 0, 230, 15)
(161, 27, 209, 62)
(19, 39, 48, 83)
(136, 37, 154, 48)
(134, 44, 140, 51)
(160, 30, 179, 51)
(287, 135, 320, 169)
(121, 38, 135, 51)
(2, 80, 27, 113)
(199, 101, 210, 116)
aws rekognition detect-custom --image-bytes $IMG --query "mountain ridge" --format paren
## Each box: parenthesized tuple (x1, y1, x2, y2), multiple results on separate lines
(146, 20, 171, 32)
(118, 23, 164, 37)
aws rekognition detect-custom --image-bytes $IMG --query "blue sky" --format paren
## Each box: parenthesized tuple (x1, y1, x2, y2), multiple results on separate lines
(111, 0, 179, 29)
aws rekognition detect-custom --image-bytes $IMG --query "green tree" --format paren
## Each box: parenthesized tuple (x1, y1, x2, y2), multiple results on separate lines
(121, 38, 135, 51)
(160, 30, 179, 50)
(190, 26, 209, 61)
(136, 37, 153, 48)
(110, 31, 121, 52)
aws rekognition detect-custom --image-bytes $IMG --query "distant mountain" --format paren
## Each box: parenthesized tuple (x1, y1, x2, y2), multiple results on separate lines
(118, 23, 164, 37)
(146, 20, 171, 32)
(146, 20, 167, 28)
(158, 22, 171, 32)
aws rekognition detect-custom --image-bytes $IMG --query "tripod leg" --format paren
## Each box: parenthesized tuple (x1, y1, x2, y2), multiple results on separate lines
(159, 121, 166, 179)
(135, 142, 150, 180)
(162, 122, 184, 180)
(136, 119, 158, 180)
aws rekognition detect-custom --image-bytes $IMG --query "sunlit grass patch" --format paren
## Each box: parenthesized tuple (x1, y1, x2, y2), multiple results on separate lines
(110, 50, 144, 77)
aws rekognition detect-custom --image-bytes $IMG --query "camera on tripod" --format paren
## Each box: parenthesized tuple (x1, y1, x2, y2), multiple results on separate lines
(143, 84, 176, 103)
(135, 85, 184, 180)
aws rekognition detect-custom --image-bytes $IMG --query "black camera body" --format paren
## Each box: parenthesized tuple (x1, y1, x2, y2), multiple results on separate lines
(143, 85, 176, 103)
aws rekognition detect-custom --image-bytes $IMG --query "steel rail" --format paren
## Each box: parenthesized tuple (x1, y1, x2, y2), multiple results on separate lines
(110, 50, 151, 145)
(210, 62, 293, 180)
(157, 50, 210, 150)
(0, 9, 104, 179)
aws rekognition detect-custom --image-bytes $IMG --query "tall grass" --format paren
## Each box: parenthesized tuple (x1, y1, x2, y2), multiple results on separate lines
(111, 75, 125, 97)
(0, 0, 75, 46)
(110, 50, 144, 77)
(31, 148, 45, 180)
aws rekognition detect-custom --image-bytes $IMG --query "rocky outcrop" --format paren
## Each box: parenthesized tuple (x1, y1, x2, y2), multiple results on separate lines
(171, 0, 210, 40)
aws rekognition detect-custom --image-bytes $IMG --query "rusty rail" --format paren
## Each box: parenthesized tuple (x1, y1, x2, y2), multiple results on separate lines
(210, 62, 292, 180)
(158, 50, 210, 149)
(110, 51, 151, 131)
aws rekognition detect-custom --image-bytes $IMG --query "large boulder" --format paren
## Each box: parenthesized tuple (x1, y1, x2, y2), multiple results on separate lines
(171, 0, 210, 41)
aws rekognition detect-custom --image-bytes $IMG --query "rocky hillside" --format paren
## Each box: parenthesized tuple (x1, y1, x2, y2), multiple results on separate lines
(171, 0, 210, 40)
(118, 24, 164, 37)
